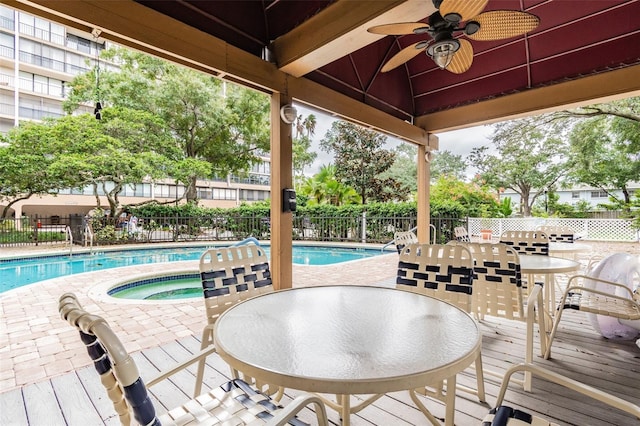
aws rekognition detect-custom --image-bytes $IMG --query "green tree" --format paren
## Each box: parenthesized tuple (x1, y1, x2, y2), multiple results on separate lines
(293, 113, 318, 189)
(64, 47, 270, 203)
(0, 110, 202, 220)
(430, 150, 467, 181)
(0, 122, 82, 218)
(430, 175, 500, 217)
(299, 165, 361, 206)
(468, 118, 568, 217)
(383, 143, 417, 194)
(320, 121, 407, 204)
(563, 98, 640, 214)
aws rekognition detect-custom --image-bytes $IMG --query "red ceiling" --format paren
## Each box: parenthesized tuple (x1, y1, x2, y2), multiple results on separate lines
(137, 0, 640, 121)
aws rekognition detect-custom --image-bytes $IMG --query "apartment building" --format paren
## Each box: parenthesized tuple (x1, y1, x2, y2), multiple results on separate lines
(0, 4, 271, 218)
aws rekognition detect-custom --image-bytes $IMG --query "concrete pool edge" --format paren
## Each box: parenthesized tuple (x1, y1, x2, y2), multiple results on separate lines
(0, 240, 395, 262)
(88, 260, 201, 305)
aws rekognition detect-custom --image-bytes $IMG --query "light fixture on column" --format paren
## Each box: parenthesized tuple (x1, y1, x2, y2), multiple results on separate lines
(280, 104, 297, 124)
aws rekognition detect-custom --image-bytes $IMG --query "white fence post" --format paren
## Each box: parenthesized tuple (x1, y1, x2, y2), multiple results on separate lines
(361, 211, 367, 243)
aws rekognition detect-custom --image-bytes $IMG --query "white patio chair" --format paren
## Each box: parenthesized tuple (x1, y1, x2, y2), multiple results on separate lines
(396, 243, 486, 403)
(499, 231, 549, 256)
(537, 225, 575, 243)
(393, 230, 418, 253)
(196, 244, 277, 396)
(454, 226, 470, 242)
(544, 273, 640, 359)
(453, 242, 546, 391)
(484, 363, 640, 425)
(58, 293, 329, 426)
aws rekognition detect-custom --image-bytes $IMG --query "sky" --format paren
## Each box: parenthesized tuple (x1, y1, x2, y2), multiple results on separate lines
(295, 104, 495, 176)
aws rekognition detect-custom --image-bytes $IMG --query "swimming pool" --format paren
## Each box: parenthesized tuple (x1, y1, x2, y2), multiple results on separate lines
(109, 273, 202, 300)
(0, 245, 385, 293)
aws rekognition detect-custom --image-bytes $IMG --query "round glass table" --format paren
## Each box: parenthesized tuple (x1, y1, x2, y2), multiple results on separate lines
(519, 255, 581, 316)
(214, 285, 482, 426)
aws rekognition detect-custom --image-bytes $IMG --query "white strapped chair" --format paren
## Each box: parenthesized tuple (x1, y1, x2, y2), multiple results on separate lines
(195, 244, 277, 396)
(484, 363, 640, 425)
(536, 225, 575, 243)
(544, 273, 640, 359)
(453, 242, 547, 391)
(393, 230, 418, 253)
(58, 293, 329, 426)
(499, 231, 549, 256)
(396, 243, 486, 405)
(454, 226, 471, 242)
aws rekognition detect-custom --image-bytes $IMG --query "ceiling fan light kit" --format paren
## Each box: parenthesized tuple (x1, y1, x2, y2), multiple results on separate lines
(368, 0, 539, 74)
(427, 38, 460, 69)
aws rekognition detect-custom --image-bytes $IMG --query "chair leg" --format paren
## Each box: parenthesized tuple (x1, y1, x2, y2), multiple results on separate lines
(474, 352, 486, 403)
(194, 326, 213, 396)
(544, 305, 567, 360)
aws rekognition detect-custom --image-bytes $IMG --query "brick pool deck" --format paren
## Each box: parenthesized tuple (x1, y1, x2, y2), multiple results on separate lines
(1, 240, 638, 392)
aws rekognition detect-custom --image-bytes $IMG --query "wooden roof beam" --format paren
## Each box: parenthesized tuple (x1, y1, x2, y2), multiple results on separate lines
(8, 0, 431, 146)
(273, 0, 434, 77)
(415, 65, 640, 133)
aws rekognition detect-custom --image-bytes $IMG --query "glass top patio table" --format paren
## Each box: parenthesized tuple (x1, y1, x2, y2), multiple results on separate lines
(518, 255, 581, 318)
(548, 242, 592, 255)
(214, 285, 481, 426)
(518, 255, 581, 275)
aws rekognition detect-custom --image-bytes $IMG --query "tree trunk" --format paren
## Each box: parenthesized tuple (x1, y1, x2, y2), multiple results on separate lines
(185, 176, 198, 202)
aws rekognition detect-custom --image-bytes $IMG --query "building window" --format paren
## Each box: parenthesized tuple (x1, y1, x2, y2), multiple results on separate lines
(240, 189, 269, 201)
(590, 190, 608, 198)
(0, 6, 14, 31)
(0, 32, 14, 58)
(212, 188, 236, 200)
(571, 192, 580, 199)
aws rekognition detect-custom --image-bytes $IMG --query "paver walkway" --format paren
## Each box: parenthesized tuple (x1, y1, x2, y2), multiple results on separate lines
(1, 240, 637, 392)
(0, 242, 400, 391)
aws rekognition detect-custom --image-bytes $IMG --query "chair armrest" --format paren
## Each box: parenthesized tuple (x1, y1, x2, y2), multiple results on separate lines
(269, 394, 329, 426)
(524, 282, 544, 319)
(146, 344, 218, 388)
(495, 363, 640, 419)
(567, 274, 636, 299)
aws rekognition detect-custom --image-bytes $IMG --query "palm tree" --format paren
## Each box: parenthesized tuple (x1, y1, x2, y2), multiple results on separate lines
(300, 164, 361, 206)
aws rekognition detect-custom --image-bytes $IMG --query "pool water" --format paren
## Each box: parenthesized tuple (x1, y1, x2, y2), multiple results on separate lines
(0, 245, 384, 293)
(110, 274, 203, 300)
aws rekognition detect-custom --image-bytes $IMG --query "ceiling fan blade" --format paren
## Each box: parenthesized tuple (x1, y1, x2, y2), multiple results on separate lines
(439, 0, 488, 22)
(367, 22, 429, 35)
(467, 11, 540, 41)
(446, 39, 473, 74)
(381, 43, 425, 72)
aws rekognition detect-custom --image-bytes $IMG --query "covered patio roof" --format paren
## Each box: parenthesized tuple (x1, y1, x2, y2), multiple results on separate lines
(7, 0, 640, 288)
(9, 0, 640, 137)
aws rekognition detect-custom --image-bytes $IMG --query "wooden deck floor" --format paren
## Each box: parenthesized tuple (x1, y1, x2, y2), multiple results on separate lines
(1, 305, 638, 426)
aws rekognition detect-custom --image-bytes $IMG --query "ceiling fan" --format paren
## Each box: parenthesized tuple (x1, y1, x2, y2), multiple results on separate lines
(368, 0, 539, 74)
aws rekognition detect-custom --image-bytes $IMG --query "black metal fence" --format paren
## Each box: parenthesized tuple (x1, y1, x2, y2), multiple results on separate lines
(0, 214, 467, 247)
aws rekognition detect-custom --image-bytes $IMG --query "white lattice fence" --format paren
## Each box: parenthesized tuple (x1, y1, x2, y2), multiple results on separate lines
(468, 218, 639, 242)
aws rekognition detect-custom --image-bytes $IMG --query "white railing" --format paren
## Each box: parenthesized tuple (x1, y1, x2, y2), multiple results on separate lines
(467, 218, 639, 242)
(84, 224, 94, 253)
(65, 225, 73, 256)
